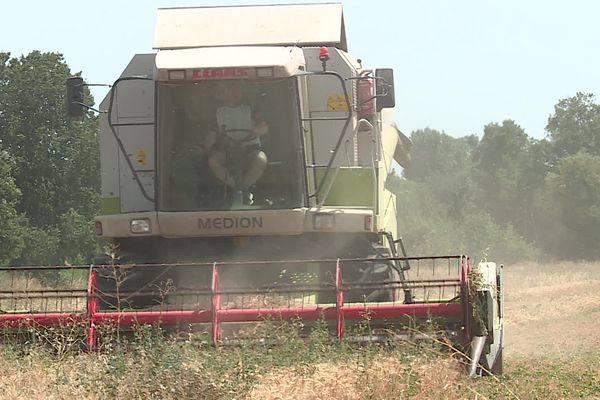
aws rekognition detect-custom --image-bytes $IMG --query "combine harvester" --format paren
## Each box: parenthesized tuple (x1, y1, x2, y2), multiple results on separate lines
(0, 4, 503, 376)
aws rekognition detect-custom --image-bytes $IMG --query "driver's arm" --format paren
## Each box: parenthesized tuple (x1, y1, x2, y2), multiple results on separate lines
(253, 120, 269, 136)
(252, 108, 269, 136)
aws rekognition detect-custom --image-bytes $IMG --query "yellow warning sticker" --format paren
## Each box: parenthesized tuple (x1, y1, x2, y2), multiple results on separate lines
(136, 149, 147, 165)
(327, 94, 350, 111)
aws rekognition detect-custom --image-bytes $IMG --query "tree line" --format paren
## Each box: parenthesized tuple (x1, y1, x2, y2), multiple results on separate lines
(389, 92, 600, 262)
(1, 51, 599, 265)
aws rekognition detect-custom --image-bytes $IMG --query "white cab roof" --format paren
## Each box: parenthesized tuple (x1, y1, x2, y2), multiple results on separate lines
(154, 3, 347, 51)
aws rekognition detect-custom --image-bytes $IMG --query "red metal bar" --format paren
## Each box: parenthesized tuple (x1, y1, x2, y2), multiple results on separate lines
(336, 258, 344, 340)
(460, 256, 471, 346)
(211, 262, 221, 345)
(219, 303, 462, 322)
(88, 302, 462, 326)
(342, 302, 462, 320)
(87, 267, 99, 349)
(218, 302, 463, 322)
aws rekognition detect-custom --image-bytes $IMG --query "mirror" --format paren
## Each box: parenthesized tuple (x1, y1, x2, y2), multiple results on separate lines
(375, 68, 395, 111)
(66, 76, 85, 117)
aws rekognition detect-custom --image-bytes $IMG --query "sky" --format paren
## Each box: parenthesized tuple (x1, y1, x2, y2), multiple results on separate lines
(2, 0, 600, 139)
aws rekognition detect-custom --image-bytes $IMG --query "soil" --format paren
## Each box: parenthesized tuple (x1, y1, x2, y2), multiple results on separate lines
(503, 261, 600, 357)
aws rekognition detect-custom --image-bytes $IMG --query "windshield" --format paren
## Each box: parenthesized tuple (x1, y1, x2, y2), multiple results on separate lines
(158, 78, 304, 211)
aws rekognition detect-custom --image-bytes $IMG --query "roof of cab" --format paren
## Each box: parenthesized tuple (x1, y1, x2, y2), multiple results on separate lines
(154, 3, 347, 51)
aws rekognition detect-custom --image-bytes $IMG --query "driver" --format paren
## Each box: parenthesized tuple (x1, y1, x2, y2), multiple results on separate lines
(207, 82, 268, 193)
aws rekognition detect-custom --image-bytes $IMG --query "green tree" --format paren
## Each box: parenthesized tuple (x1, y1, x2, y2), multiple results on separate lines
(0, 51, 100, 264)
(0, 51, 99, 225)
(403, 128, 478, 182)
(546, 92, 600, 158)
(0, 150, 27, 265)
(545, 152, 600, 259)
(538, 93, 600, 259)
(402, 128, 480, 219)
(471, 120, 548, 241)
(394, 180, 538, 263)
(395, 124, 543, 263)
(58, 208, 98, 264)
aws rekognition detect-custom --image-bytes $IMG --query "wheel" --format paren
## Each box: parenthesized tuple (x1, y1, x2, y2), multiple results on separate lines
(343, 244, 403, 304)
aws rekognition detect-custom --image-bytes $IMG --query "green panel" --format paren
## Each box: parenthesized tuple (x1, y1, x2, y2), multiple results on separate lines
(314, 167, 375, 207)
(100, 197, 121, 215)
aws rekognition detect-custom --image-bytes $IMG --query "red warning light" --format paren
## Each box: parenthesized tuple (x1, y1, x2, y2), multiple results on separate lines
(319, 46, 330, 61)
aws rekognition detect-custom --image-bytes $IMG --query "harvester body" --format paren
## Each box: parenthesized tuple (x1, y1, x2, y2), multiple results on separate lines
(96, 4, 403, 262)
(2, 3, 503, 376)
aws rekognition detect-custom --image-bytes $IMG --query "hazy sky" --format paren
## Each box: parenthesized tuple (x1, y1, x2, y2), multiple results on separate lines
(2, 0, 600, 139)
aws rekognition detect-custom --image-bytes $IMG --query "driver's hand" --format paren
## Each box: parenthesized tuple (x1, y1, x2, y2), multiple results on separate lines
(254, 121, 269, 136)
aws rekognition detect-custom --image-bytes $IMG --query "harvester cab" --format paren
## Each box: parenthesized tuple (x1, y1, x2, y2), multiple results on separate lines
(0, 3, 503, 377)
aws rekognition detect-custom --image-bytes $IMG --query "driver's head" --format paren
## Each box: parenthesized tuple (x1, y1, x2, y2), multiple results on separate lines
(215, 81, 244, 105)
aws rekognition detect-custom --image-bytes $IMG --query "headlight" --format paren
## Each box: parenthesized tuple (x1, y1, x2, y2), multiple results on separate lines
(313, 213, 334, 230)
(130, 218, 151, 234)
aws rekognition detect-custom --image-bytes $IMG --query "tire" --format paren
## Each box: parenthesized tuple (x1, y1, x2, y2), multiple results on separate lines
(344, 245, 399, 304)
